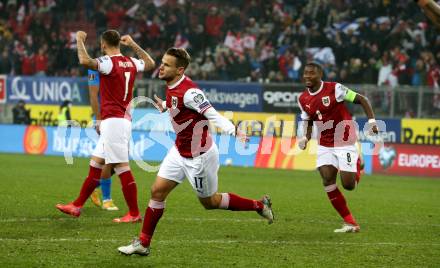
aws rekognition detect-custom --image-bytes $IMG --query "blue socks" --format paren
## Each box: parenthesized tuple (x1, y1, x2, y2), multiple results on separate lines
(100, 178, 112, 201)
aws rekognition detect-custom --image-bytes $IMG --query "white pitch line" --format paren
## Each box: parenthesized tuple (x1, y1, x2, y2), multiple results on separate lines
(1, 217, 440, 227)
(0, 217, 262, 223)
(0, 238, 439, 247)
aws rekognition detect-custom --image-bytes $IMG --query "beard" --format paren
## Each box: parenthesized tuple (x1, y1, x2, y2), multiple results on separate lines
(159, 72, 174, 82)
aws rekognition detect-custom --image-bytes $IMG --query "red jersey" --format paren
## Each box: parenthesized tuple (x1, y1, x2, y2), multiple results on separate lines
(96, 54, 145, 120)
(166, 75, 213, 158)
(298, 81, 357, 147)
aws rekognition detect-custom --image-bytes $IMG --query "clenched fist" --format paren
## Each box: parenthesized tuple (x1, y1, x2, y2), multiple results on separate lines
(120, 35, 134, 46)
(76, 31, 87, 42)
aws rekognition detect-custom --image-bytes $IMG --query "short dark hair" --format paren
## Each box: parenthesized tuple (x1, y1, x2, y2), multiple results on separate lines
(305, 61, 323, 73)
(101, 30, 120, 47)
(165, 47, 191, 69)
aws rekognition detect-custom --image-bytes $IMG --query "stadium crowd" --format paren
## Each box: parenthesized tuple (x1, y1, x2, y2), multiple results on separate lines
(0, 0, 439, 88)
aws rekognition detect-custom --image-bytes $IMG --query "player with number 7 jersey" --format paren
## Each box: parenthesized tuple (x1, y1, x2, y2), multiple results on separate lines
(98, 54, 139, 120)
(56, 30, 155, 223)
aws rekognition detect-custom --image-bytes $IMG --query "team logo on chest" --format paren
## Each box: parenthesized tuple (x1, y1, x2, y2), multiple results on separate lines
(322, 96, 330, 107)
(172, 96, 178, 108)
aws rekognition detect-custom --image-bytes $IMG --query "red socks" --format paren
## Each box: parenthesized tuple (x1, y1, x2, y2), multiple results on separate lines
(219, 193, 264, 211)
(140, 200, 165, 247)
(116, 167, 139, 216)
(72, 163, 102, 207)
(138, 194, 264, 247)
(325, 184, 357, 226)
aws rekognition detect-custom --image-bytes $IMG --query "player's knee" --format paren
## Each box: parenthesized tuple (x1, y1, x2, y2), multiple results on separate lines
(150, 185, 166, 201)
(342, 181, 356, 191)
(322, 177, 336, 186)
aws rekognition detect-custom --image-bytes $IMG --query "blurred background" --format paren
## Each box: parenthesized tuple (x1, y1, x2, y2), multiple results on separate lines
(0, 0, 439, 177)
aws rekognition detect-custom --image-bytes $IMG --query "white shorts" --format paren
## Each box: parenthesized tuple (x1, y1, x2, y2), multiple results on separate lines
(92, 118, 131, 164)
(158, 143, 220, 198)
(316, 145, 358, 172)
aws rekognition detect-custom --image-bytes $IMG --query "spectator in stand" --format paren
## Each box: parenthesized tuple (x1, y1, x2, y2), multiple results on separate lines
(205, 6, 224, 48)
(2, 0, 439, 88)
(188, 24, 205, 54)
(186, 56, 202, 78)
(21, 50, 35, 75)
(412, 58, 427, 86)
(106, 4, 126, 29)
(200, 55, 216, 80)
(0, 48, 12, 74)
(34, 46, 48, 76)
(278, 49, 291, 80)
(12, 100, 30, 125)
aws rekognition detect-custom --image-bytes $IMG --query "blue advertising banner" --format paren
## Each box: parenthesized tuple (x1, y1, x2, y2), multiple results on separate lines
(197, 81, 263, 112)
(6, 76, 89, 105)
(0, 124, 258, 169)
(356, 117, 401, 143)
(131, 108, 173, 132)
(0, 124, 26, 154)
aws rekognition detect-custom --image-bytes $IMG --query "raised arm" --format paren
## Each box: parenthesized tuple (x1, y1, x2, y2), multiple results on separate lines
(340, 85, 379, 134)
(120, 35, 155, 71)
(352, 94, 374, 121)
(416, 0, 440, 29)
(76, 31, 98, 70)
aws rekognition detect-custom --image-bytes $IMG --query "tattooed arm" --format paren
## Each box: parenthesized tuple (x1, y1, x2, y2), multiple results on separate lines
(120, 35, 155, 71)
(76, 31, 98, 70)
(416, 0, 440, 29)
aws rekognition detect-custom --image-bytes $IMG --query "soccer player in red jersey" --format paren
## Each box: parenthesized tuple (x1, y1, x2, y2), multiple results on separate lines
(297, 62, 378, 233)
(56, 30, 155, 223)
(118, 48, 274, 256)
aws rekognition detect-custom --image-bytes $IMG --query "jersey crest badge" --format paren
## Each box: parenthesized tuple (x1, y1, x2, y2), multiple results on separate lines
(172, 96, 178, 108)
(322, 96, 330, 107)
(193, 94, 204, 104)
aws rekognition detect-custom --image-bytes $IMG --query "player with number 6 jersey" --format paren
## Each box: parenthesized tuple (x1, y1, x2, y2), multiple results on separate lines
(56, 30, 155, 223)
(297, 62, 379, 233)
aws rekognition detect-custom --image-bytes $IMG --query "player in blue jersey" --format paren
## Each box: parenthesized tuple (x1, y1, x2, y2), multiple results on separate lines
(88, 69, 118, 211)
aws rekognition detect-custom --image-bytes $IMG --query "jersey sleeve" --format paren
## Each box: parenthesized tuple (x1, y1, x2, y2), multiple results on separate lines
(203, 107, 236, 135)
(183, 88, 212, 114)
(297, 98, 310, 120)
(96, 55, 113, 75)
(87, 69, 99, 86)
(130, 57, 146, 72)
(335, 83, 351, 102)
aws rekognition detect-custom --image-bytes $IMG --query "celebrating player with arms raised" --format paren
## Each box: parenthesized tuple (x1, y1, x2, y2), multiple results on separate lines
(118, 48, 274, 256)
(56, 30, 155, 222)
(297, 62, 378, 233)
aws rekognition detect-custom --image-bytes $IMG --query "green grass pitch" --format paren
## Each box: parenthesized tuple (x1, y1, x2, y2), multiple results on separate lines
(0, 153, 439, 267)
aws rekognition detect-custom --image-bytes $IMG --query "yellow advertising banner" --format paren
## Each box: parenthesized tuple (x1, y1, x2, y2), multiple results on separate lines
(218, 111, 296, 137)
(401, 119, 440, 145)
(255, 137, 317, 170)
(27, 104, 93, 128)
